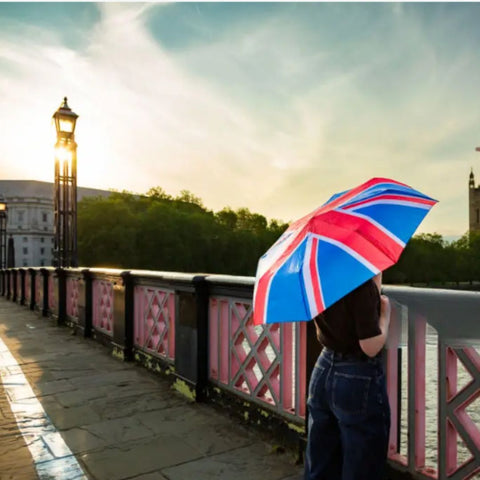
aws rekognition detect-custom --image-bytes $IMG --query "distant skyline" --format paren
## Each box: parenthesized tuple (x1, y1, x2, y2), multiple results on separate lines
(0, 3, 479, 237)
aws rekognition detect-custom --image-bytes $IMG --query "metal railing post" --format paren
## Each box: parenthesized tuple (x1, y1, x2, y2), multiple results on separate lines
(112, 270, 134, 361)
(77, 269, 92, 337)
(28, 268, 35, 310)
(56, 268, 66, 324)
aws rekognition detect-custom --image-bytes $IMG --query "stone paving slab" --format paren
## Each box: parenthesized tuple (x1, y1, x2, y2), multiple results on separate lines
(78, 436, 205, 479)
(162, 443, 301, 480)
(0, 299, 303, 480)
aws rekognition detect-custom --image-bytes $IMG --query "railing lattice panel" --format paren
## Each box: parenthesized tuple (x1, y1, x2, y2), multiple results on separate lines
(92, 279, 113, 336)
(209, 296, 306, 419)
(134, 286, 175, 362)
(66, 277, 80, 320)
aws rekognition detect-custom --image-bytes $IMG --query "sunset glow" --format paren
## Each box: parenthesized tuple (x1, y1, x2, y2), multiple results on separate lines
(0, 3, 479, 238)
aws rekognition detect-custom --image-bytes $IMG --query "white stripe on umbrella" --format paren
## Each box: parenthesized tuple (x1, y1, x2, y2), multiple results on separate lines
(314, 233, 381, 276)
(346, 198, 434, 211)
(302, 235, 325, 318)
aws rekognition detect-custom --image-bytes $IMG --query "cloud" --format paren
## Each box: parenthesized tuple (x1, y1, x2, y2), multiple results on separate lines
(0, 3, 479, 237)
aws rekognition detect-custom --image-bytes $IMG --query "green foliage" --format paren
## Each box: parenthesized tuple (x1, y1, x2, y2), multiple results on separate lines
(383, 231, 480, 285)
(77, 188, 288, 275)
(78, 188, 479, 284)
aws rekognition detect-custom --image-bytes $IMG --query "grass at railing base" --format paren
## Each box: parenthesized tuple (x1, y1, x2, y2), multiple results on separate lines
(133, 349, 176, 380)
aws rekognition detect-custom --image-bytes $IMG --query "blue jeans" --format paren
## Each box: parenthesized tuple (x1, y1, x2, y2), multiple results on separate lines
(304, 348, 390, 480)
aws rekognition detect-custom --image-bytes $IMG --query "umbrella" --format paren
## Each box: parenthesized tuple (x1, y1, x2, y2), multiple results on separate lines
(253, 177, 437, 325)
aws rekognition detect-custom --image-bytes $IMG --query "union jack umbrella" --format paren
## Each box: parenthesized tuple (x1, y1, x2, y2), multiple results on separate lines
(253, 177, 437, 325)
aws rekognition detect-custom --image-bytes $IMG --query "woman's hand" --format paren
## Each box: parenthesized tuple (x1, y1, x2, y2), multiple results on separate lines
(379, 294, 391, 332)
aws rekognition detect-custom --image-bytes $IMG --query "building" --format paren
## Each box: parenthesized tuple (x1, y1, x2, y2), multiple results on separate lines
(469, 169, 480, 233)
(0, 180, 111, 267)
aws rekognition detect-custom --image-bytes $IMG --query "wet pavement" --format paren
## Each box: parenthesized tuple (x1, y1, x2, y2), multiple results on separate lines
(0, 299, 303, 480)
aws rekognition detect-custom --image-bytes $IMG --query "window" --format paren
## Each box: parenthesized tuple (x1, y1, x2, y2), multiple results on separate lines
(23, 247, 28, 254)
(23, 260, 28, 267)
(18, 211, 24, 222)
(42, 213, 48, 222)
(51, 238, 54, 243)
(44, 227, 48, 231)
(40, 247, 45, 255)
(40, 260, 45, 266)
(41, 238, 44, 243)
(23, 237, 28, 242)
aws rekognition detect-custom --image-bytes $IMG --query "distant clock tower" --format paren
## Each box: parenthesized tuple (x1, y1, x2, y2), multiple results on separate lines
(469, 147, 480, 233)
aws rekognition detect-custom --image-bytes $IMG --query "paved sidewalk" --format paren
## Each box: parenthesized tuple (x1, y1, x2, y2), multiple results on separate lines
(0, 299, 303, 480)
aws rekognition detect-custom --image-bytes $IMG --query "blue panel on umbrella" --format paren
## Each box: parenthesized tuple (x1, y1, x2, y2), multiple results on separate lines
(267, 238, 310, 323)
(316, 239, 376, 310)
(352, 204, 429, 244)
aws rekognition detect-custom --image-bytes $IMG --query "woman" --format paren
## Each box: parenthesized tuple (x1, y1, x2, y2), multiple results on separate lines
(304, 273, 391, 480)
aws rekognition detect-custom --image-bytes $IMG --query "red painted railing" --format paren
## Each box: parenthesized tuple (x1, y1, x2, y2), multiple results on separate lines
(2, 268, 479, 479)
(66, 276, 80, 319)
(208, 295, 306, 419)
(92, 278, 114, 336)
(385, 286, 480, 480)
(133, 285, 175, 362)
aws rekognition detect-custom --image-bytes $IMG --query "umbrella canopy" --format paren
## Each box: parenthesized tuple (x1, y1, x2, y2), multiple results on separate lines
(253, 177, 437, 325)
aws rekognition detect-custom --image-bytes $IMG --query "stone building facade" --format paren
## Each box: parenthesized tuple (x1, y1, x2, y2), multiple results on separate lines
(0, 180, 111, 267)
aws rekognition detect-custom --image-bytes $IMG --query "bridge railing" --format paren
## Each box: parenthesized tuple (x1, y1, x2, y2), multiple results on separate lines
(1, 268, 479, 478)
(206, 275, 307, 422)
(384, 286, 480, 480)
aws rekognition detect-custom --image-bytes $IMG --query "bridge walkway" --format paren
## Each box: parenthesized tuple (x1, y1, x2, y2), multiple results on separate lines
(0, 299, 303, 480)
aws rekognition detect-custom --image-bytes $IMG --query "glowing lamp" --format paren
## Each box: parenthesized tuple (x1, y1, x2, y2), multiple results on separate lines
(53, 97, 78, 137)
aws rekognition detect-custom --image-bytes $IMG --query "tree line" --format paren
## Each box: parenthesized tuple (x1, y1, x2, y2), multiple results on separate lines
(78, 188, 479, 285)
(383, 232, 480, 286)
(78, 188, 287, 275)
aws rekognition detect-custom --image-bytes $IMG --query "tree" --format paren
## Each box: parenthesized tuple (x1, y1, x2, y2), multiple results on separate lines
(215, 208, 237, 230)
(146, 186, 172, 201)
(176, 189, 204, 207)
(77, 187, 288, 276)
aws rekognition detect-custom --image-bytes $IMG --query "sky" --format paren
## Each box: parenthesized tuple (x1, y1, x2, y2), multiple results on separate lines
(0, 2, 479, 238)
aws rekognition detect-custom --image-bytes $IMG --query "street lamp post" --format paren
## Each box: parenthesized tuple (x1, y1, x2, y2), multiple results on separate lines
(0, 202, 7, 269)
(53, 97, 78, 268)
